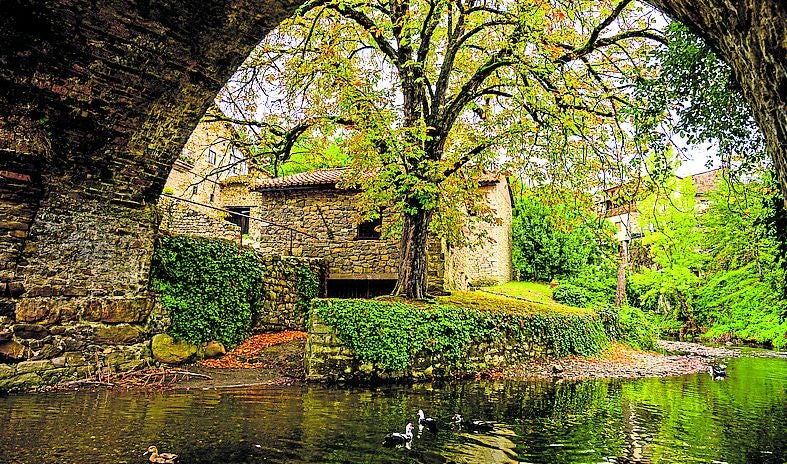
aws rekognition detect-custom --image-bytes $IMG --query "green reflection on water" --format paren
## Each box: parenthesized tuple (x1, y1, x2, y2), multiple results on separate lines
(0, 355, 784, 464)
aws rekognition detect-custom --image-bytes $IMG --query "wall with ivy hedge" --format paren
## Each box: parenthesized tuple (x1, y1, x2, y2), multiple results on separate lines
(150, 235, 325, 349)
(306, 298, 609, 381)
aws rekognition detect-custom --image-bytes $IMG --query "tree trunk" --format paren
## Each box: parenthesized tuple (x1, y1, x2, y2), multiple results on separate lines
(615, 240, 629, 308)
(393, 207, 433, 299)
(647, 0, 787, 204)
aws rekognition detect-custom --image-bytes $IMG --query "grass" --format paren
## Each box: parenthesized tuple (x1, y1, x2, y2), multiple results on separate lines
(436, 283, 591, 316)
(481, 281, 557, 304)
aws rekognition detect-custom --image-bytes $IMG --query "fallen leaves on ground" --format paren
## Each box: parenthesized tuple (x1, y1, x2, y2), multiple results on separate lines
(198, 331, 308, 369)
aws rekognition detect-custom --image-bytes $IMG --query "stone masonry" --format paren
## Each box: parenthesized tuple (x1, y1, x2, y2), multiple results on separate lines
(305, 313, 550, 382)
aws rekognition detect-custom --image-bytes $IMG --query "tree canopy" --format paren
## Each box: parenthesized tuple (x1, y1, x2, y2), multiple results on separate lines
(217, 0, 666, 298)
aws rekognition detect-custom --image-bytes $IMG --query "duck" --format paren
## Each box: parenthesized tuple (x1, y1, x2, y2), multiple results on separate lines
(709, 364, 727, 379)
(451, 413, 494, 432)
(383, 422, 414, 448)
(143, 446, 178, 464)
(417, 409, 438, 433)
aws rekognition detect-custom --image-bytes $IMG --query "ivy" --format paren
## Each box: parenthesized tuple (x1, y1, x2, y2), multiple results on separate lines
(313, 299, 610, 371)
(150, 235, 266, 348)
(295, 265, 319, 315)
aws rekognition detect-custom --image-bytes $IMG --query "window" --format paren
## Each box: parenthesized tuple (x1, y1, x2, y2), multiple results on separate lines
(209, 193, 215, 203)
(226, 207, 250, 235)
(229, 153, 248, 175)
(207, 149, 217, 165)
(192, 185, 198, 195)
(356, 216, 382, 240)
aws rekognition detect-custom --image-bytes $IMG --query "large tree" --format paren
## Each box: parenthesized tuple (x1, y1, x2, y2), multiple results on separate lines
(219, 0, 663, 298)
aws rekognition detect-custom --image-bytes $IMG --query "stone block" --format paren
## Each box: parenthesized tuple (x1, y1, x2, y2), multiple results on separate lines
(92, 324, 144, 345)
(0, 340, 26, 361)
(14, 299, 57, 323)
(13, 323, 49, 339)
(0, 363, 15, 379)
(0, 372, 43, 392)
(82, 297, 151, 323)
(64, 351, 87, 367)
(204, 341, 226, 358)
(16, 359, 53, 374)
(151, 333, 197, 365)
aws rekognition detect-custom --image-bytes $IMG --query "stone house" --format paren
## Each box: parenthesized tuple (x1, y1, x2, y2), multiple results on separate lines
(159, 111, 257, 240)
(220, 168, 513, 296)
(599, 169, 722, 242)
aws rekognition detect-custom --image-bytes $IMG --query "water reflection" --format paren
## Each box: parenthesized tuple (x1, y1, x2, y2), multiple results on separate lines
(0, 355, 784, 463)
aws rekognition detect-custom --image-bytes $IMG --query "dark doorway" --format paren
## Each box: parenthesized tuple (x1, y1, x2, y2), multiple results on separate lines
(327, 279, 396, 299)
(226, 207, 250, 234)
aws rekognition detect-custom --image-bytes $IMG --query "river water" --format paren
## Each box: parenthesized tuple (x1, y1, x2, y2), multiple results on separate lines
(0, 352, 785, 463)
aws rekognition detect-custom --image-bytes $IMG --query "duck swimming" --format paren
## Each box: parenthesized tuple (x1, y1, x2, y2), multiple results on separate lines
(383, 422, 414, 447)
(451, 413, 494, 432)
(143, 446, 178, 464)
(709, 364, 727, 379)
(417, 409, 438, 433)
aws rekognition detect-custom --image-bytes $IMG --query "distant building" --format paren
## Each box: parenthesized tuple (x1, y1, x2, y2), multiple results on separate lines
(599, 169, 722, 242)
(159, 111, 260, 240)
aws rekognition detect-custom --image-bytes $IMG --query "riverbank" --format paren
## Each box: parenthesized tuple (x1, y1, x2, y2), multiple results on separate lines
(37, 337, 744, 392)
(492, 340, 738, 381)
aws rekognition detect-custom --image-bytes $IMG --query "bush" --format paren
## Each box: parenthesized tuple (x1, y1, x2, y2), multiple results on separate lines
(150, 235, 266, 348)
(553, 284, 590, 307)
(598, 305, 659, 351)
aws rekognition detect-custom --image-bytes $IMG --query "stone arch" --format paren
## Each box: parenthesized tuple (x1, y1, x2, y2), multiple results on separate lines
(0, 0, 302, 322)
(0, 0, 784, 362)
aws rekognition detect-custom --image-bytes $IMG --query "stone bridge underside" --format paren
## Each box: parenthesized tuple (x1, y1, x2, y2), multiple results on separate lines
(0, 1, 784, 339)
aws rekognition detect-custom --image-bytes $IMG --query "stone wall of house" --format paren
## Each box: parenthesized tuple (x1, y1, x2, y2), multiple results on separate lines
(248, 188, 403, 278)
(158, 198, 241, 242)
(305, 313, 550, 382)
(229, 187, 447, 290)
(256, 255, 327, 331)
(444, 180, 513, 290)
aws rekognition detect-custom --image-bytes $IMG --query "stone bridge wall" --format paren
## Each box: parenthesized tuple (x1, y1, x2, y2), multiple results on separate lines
(304, 314, 551, 382)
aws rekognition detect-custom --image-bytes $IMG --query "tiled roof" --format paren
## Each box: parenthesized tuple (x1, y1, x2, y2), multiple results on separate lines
(691, 169, 721, 195)
(253, 168, 349, 190)
(253, 167, 505, 191)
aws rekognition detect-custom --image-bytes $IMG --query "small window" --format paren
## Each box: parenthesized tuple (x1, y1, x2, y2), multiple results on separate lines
(207, 149, 217, 165)
(192, 185, 198, 195)
(357, 216, 382, 240)
(209, 193, 215, 203)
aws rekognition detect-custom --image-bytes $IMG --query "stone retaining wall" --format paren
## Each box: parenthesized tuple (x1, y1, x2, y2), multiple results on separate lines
(305, 314, 551, 382)
(256, 255, 327, 332)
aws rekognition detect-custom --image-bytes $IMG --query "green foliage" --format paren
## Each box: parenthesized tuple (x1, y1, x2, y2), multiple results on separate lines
(552, 284, 589, 308)
(295, 265, 320, 315)
(313, 298, 610, 372)
(634, 21, 765, 168)
(563, 265, 619, 306)
(629, 170, 787, 347)
(150, 235, 266, 348)
(512, 191, 615, 281)
(696, 264, 787, 349)
(599, 305, 659, 351)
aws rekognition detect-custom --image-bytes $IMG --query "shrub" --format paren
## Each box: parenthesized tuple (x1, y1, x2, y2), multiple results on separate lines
(553, 284, 590, 308)
(150, 235, 265, 348)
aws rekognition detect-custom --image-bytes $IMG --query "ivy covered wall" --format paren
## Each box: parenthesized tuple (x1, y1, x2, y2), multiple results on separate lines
(150, 235, 325, 349)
